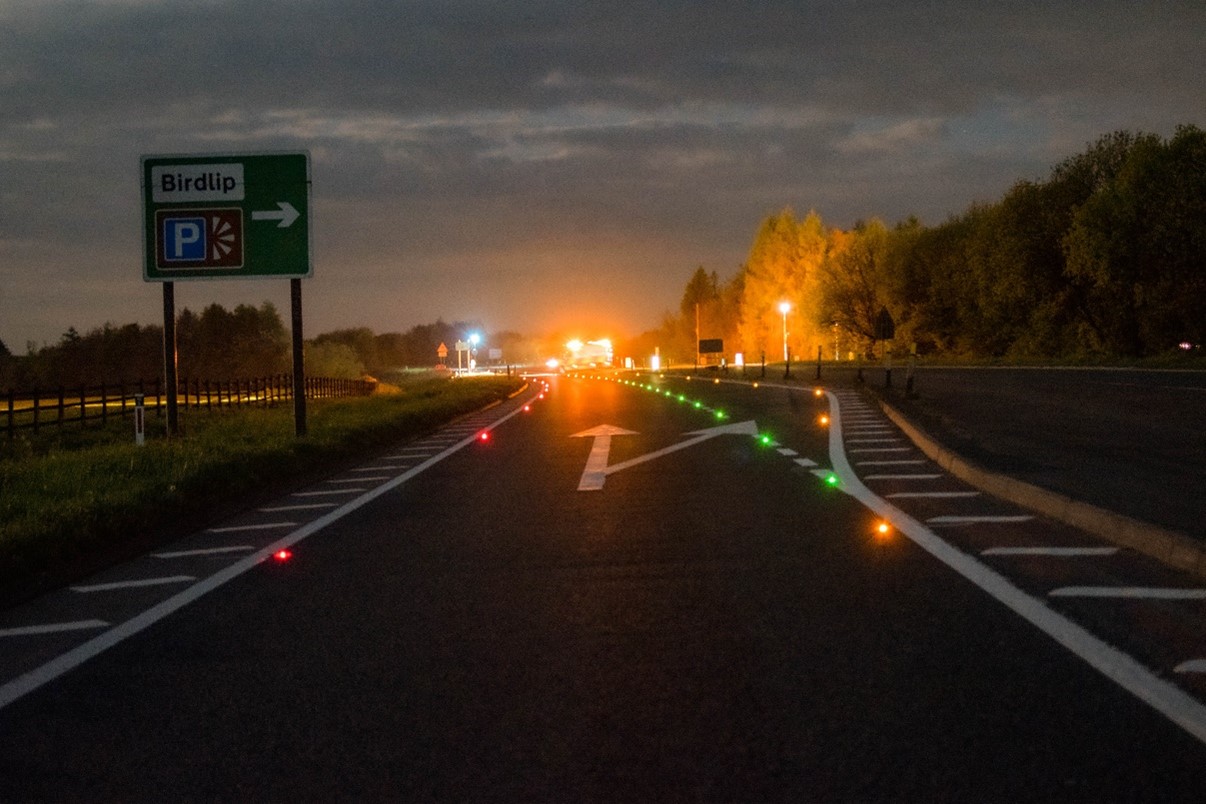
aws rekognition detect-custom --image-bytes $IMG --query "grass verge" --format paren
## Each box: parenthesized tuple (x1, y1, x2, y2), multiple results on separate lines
(0, 375, 524, 608)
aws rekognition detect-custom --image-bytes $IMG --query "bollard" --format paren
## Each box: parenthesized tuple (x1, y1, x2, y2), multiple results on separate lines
(134, 393, 146, 446)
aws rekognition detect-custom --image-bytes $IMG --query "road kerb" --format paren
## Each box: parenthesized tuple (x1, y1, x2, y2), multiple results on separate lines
(878, 398, 1206, 581)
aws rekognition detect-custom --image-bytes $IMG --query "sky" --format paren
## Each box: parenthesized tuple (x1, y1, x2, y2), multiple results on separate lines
(2, 0, 1203, 352)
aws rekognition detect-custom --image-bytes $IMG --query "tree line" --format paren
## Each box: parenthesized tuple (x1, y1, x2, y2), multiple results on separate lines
(644, 126, 1205, 363)
(0, 304, 519, 390)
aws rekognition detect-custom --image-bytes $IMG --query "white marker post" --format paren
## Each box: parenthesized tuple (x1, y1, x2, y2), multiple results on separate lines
(134, 393, 146, 446)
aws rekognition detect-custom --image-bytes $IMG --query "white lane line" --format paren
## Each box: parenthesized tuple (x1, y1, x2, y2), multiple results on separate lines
(383, 453, 433, 460)
(863, 474, 944, 480)
(153, 546, 256, 559)
(205, 522, 296, 533)
(847, 438, 902, 444)
(794, 457, 818, 467)
(0, 620, 110, 639)
(350, 465, 408, 472)
(888, 491, 981, 498)
(0, 389, 539, 712)
(71, 576, 196, 593)
(857, 460, 926, 465)
(259, 503, 339, 513)
(1049, 587, 1206, 600)
(292, 489, 364, 497)
(850, 447, 912, 453)
(929, 515, 1035, 525)
(777, 448, 798, 456)
(822, 390, 1206, 747)
(1176, 660, 1206, 674)
(328, 476, 390, 483)
(982, 547, 1119, 557)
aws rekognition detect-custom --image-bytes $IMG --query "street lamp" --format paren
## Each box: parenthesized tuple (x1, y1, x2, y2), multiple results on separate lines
(778, 301, 791, 363)
(468, 332, 481, 369)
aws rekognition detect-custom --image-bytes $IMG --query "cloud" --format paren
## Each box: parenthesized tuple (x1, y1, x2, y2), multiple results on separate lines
(1, 0, 1204, 347)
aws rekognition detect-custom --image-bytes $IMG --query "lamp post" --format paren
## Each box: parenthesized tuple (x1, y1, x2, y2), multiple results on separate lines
(778, 301, 790, 363)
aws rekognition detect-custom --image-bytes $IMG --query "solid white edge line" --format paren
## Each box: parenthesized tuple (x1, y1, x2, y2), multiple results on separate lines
(929, 515, 1035, 524)
(824, 390, 1206, 747)
(0, 391, 535, 712)
(205, 522, 297, 533)
(1176, 660, 1206, 674)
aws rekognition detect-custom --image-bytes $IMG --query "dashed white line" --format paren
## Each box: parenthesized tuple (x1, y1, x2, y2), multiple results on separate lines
(863, 473, 943, 480)
(153, 546, 256, 559)
(328, 476, 390, 483)
(205, 522, 297, 533)
(849, 447, 912, 453)
(887, 491, 981, 498)
(0, 620, 110, 638)
(928, 515, 1034, 525)
(857, 460, 926, 466)
(259, 503, 339, 513)
(1049, 587, 1206, 600)
(777, 447, 798, 456)
(793, 457, 818, 467)
(1176, 660, 1206, 674)
(847, 438, 902, 444)
(71, 576, 196, 594)
(350, 465, 408, 472)
(982, 547, 1118, 557)
(292, 489, 365, 497)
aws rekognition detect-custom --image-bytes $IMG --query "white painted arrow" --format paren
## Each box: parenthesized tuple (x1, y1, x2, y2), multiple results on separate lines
(571, 425, 638, 491)
(251, 201, 300, 228)
(571, 419, 759, 491)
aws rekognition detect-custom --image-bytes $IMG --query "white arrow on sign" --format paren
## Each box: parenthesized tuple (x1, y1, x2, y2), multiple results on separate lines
(571, 419, 759, 491)
(251, 201, 300, 228)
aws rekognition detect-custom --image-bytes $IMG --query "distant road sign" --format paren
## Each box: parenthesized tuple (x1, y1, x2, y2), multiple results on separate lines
(142, 152, 311, 280)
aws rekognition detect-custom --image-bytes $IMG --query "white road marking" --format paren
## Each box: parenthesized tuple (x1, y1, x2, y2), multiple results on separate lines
(793, 457, 818, 467)
(888, 491, 981, 498)
(1049, 587, 1206, 600)
(847, 438, 902, 444)
(0, 390, 539, 711)
(1176, 660, 1206, 674)
(849, 447, 912, 453)
(350, 465, 407, 472)
(153, 546, 256, 559)
(823, 390, 1206, 747)
(863, 473, 944, 480)
(71, 576, 196, 593)
(982, 547, 1118, 557)
(857, 460, 926, 465)
(205, 522, 296, 533)
(259, 503, 339, 512)
(292, 488, 364, 497)
(328, 476, 390, 483)
(928, 515, 1034, 525)
(777, 447, 798, 456)
(0, 620, 109, 638)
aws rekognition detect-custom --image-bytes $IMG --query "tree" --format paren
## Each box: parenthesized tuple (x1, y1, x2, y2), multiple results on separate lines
(818, 219, 892, 355)
(738, 209, 827, 360)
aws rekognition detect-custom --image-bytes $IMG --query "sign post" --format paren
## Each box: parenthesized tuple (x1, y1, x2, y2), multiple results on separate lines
(142, 152, 312, 436)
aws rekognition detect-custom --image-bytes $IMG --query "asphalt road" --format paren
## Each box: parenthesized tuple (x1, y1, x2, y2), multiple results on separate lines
(854, 365, 1206, 539)
(1, 374, 1205, 801)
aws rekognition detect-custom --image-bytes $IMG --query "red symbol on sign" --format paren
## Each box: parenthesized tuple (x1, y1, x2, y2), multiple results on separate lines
(155, 208, 244, 270)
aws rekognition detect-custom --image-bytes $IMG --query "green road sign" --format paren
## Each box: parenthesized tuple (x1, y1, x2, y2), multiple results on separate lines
(142, 152, 311, 280)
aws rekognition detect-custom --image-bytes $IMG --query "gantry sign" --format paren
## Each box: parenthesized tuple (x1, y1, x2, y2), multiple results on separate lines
(142, 152, 311, 280)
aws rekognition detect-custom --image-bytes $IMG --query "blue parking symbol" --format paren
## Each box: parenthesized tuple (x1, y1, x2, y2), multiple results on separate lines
(163, 217, 206, 261)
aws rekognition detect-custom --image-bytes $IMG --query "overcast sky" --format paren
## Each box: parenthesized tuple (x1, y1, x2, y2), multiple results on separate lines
(2, 0, 1202, 351)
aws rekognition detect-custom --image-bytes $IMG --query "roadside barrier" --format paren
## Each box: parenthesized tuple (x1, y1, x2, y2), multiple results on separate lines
(3, 375, 376, 439)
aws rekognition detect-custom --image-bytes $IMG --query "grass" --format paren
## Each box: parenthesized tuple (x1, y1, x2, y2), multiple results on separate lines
(0, 374, 524, 608)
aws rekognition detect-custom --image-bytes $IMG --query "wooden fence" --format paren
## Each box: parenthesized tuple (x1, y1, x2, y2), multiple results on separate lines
(3, 375, 376, 439)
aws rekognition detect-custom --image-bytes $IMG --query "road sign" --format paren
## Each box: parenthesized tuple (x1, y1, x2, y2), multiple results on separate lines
(437, 342, 449, 359)
(142, 152, 311, 280)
